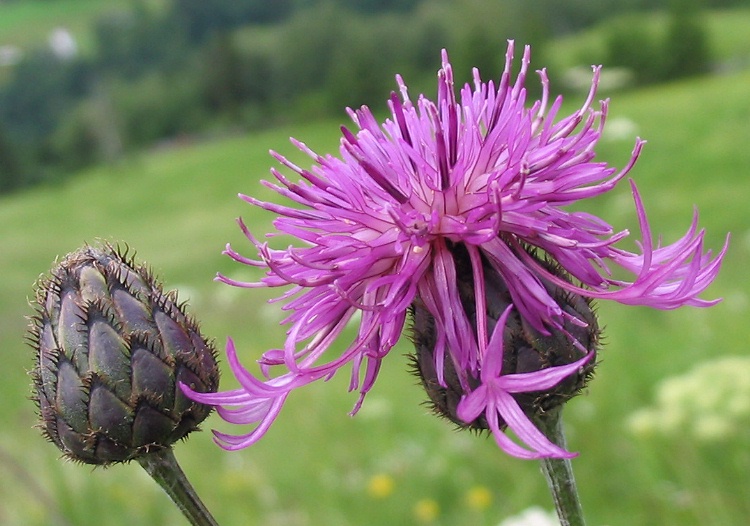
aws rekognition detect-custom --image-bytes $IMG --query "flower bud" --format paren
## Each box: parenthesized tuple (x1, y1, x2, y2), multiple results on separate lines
(28, 244, 220, 465)
(410, 244, 598, 431)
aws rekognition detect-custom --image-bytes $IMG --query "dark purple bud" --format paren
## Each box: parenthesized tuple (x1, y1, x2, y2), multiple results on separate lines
(410, 243, 598, 431)
(28, 244, 220, 465)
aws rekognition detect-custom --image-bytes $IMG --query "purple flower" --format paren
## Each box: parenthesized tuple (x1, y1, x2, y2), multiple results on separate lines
(186, 42, 728, 458)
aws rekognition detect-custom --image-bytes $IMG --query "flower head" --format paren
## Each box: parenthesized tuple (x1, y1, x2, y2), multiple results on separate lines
(186, 42, 728, 458)
(29, 244, 220, 465)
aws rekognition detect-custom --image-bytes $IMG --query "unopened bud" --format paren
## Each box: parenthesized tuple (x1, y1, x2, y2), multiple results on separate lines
(28, 244, 220, 465)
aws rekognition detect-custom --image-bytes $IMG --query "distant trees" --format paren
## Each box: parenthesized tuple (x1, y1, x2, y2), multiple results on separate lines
(0, 0, 719, 193)
(605, 0, 711, 85)
(0, 49, 92, 186)
(170, 0, 296, 43)
(663, 0, 711, 79)
(0, 125, 24, 192)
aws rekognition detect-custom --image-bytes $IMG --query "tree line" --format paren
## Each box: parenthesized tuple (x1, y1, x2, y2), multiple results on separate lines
(0, 0, 725, 193)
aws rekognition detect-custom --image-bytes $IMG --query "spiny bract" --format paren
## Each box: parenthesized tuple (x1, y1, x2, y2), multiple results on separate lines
(410, 245, 598, 432)
(28, 244, 220, 465)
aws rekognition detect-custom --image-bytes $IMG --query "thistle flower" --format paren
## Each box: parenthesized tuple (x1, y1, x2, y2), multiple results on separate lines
(29, 244, 220, 465)
(186, 42, 728, 458)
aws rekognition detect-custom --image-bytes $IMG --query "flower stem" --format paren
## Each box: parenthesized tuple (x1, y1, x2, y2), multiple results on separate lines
(535, 407, 586, 526)
(137, 448, 219, 526)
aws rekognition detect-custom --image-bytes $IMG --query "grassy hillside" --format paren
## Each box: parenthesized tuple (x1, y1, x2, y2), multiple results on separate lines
(0, 0, 126, 52)
(1, 67, 748, 525)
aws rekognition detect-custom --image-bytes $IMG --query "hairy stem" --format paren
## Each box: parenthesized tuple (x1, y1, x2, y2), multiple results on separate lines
(535, 408, 586, 526)
(137, 448, 219, 526)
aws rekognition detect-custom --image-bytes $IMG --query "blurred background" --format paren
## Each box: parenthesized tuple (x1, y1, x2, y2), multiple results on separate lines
(1, 0, 748, 524)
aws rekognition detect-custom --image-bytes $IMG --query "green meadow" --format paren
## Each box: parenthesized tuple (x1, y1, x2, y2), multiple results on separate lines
(2, 46, 750, 526)
(0, 0, 117, 53)
(0, 0, 169, 53)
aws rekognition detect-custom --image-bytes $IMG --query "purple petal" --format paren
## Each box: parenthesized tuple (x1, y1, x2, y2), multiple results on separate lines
(455, 386, 489, 423)
(499, 352, 594, 393)
(479, 304, 515, 379)
(494, 391, 576, 459)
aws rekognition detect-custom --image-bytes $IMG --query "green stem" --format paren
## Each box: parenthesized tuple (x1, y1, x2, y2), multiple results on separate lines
(137, 448, 219, 526)
(535, 408, 586, 526)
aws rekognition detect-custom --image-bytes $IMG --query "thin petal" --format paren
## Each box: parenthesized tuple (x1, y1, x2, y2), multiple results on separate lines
(499, 352, 594, 393)
(480, 304, 515, 379)
(494, 391, 576, 458)
(455, 386, 489, 423)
